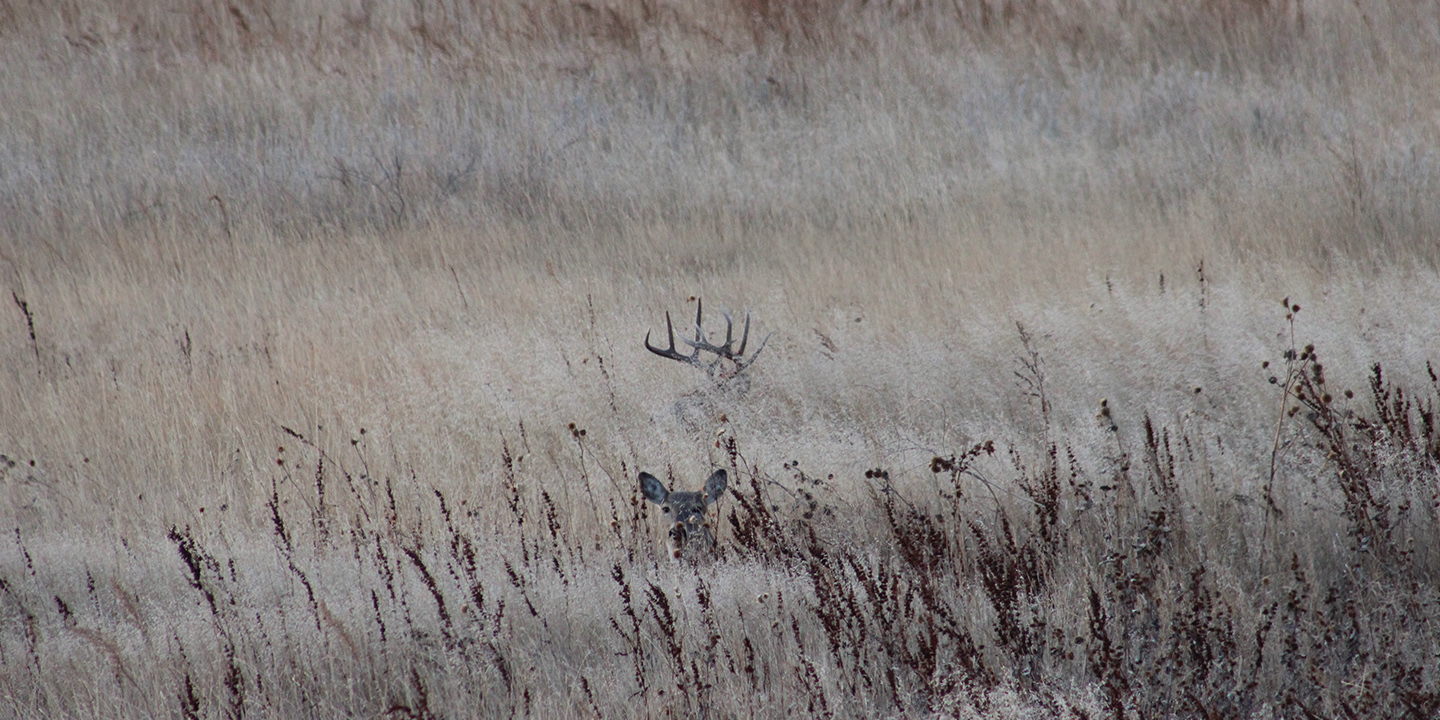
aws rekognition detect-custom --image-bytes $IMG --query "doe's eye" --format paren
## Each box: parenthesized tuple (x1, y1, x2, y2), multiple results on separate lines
(661, 506, 670, 513)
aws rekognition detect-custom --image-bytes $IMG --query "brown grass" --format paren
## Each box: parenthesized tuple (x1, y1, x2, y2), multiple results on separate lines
(1, 1, 1439, 717)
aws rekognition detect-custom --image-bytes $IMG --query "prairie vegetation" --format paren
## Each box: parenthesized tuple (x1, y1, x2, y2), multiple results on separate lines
(2, 1, 1439, 717)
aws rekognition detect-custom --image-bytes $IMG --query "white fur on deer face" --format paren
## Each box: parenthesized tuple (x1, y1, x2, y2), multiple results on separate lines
(639, 470, 728, 561)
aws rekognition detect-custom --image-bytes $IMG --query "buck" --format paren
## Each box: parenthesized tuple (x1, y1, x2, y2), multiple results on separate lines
(644, 298, 769, 390)
(644, 298, 770, 429)
(639, 470, 728, 561)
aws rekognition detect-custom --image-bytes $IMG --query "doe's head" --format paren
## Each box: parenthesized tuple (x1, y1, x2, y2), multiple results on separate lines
(639, 469, 728, 561)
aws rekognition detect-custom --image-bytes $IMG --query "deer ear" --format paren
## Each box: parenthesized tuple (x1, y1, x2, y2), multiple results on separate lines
(703, 469, 728, 505)
(639, 472, 668, 504)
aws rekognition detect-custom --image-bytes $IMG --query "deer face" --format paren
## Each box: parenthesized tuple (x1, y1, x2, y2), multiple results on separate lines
(639, 470, 728, 561)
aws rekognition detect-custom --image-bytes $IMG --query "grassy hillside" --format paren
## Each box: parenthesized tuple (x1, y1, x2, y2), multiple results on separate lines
(1, 1, 1438, 717)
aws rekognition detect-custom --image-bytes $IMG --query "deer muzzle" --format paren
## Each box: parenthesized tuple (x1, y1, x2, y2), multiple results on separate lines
(667, 522, 688, 559)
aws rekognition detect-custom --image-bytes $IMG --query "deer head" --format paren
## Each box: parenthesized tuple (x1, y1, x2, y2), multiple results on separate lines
(639, 469, 728, 561)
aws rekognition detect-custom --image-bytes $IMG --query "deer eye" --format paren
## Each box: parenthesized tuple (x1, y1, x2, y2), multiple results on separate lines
(661, 506, 670, 513)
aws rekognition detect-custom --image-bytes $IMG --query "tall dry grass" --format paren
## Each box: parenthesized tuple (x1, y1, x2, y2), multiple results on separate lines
(1, 1, 1439, 717)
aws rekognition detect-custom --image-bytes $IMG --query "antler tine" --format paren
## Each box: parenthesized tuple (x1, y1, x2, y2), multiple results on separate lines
(645, 311, 700, 365)
(648, 297, 768, 379)
(683, 325, 733, 358)
(736, 330, 773, 371)
(693, 298, 705, 346)
(685, 299, 733, 362)
(683, 307, 755, 360)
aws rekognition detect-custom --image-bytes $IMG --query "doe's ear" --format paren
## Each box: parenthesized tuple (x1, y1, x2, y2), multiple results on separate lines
(639, 472, 668, 505)
(703, 469, 728, 505)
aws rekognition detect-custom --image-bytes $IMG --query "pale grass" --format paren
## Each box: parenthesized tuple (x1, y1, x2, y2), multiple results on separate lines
(2, 1, 1439, 717)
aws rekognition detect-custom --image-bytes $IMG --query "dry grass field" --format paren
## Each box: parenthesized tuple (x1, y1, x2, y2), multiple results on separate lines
(2, 1, 1439, 717)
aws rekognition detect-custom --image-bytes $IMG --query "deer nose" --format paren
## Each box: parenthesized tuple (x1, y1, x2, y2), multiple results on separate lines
(667, 523, 687, 558)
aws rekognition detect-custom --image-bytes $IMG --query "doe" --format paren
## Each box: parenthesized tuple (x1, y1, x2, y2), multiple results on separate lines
(639, 470, 728, 561)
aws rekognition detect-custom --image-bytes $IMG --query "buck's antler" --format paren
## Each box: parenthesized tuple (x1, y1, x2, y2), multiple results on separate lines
(644, 298, 770, 378)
